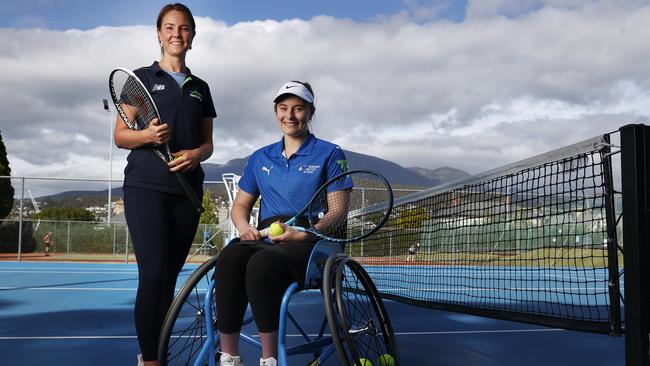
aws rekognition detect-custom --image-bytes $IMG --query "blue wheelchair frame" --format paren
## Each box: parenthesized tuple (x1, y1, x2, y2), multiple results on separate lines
(193, 239, 344, 366)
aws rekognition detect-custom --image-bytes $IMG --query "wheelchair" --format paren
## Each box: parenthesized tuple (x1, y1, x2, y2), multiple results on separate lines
(158, 238, 399, 366)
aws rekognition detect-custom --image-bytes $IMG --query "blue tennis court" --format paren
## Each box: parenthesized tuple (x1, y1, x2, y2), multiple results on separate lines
(0, 261, 624, 365)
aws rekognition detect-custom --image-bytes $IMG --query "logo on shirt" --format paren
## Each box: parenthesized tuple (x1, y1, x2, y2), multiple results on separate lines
(189, 90, 203, 102)
(152, 84, 166, 92)
(261, 166, 274, 175)
(298, 165, 320, 174)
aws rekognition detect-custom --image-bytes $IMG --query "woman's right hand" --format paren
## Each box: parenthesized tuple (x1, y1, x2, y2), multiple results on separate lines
(145, 118, 170, 145)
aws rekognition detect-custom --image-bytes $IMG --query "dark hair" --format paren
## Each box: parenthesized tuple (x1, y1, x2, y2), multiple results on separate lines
(274, 81, 316, 116)
(157, 3, 196, 36)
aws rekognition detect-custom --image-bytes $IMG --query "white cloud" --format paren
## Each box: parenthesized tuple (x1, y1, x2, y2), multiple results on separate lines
(1, 1, 649, 180)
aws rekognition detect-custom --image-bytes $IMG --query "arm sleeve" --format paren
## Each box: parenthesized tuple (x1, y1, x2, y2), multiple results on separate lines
(237, 154, 259, 196)
(327, 146, 348, 179)
(202, 82, 217, 118)
(326, 147, 354, 192)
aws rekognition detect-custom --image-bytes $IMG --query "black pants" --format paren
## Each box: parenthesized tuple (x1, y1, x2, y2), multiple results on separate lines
(214, 238, 316, 333)
(124, 186, 200, 361)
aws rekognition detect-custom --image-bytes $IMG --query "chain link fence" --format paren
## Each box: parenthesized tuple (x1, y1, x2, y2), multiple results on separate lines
(0, 176, 231, 263)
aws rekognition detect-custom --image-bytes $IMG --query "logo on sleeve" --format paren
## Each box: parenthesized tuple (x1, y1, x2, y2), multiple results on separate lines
(336, 160, 349, 172)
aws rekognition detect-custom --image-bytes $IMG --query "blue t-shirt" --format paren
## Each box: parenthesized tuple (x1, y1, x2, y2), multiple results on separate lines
(164, 70, 187, 87)
(238, 133, 351, 221)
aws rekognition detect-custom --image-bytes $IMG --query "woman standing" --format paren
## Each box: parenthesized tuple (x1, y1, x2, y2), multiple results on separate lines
(113, 4, 216, 365)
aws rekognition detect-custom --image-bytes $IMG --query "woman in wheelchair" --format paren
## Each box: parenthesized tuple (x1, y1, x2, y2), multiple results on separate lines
(214, 80, 351, 366)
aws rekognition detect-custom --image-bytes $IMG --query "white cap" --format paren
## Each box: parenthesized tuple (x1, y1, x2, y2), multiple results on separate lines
(273, 81, 314, 105)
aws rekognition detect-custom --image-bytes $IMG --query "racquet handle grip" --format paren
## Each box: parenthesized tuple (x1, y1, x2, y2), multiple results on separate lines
(173, 172, 205, 215)
(259, 228, 269, 238)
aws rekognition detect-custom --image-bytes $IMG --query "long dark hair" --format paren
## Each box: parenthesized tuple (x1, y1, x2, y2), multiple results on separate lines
(157, 3, 196, 36)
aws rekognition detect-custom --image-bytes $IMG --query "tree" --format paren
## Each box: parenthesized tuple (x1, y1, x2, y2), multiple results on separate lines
(395, 206, 429, 230)
(35, 207, 95, 221)
(0, 131, 14, 219)
(199, 189, 217, 224)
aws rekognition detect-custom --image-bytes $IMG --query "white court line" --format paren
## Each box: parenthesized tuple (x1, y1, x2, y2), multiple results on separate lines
(1, 286, 620, 297)
(0, 286, 620, 293)
(0, 336, 138, 340)
(0, 270, 138, 275)
(375, 287, 609, 292)
(0, 328, 565, 340)
(0, 266, 138, 271)
(0, 287, 137, 291)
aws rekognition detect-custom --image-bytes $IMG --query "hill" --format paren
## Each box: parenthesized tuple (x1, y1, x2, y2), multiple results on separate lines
(408, 166, 471, 185)
(24, 151, 469, 212)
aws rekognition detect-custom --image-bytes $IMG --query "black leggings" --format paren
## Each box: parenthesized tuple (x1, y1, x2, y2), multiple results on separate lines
(214, 239, 316, 333)
(124, 186, 200, 361)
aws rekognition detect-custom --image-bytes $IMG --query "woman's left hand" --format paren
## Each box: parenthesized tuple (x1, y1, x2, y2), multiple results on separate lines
(270, 224, 314, 243)
(169, 149, 199, 173)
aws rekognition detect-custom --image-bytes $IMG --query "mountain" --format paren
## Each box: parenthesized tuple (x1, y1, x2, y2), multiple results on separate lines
(408, 166, 471, 185)
(203, 150, 470, 188)
(24, 151, 470, 210)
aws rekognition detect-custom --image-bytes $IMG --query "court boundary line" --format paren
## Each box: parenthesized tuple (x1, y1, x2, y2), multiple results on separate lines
(0, 328, 566, 340)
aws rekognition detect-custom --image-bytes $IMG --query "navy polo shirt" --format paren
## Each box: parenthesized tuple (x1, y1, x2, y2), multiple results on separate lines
(238, 133, 352, 221)
(123, 62, 217, 195)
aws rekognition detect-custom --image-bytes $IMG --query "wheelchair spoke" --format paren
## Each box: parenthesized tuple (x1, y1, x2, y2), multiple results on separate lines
(159, 256, 220, 366)
(332, 257, 399, 366)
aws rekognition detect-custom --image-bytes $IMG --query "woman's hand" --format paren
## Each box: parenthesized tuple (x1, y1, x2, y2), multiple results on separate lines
(169, 149, 200, 173)
(145, 118, 170, 145)
(269, 223, 314, 243)
(239, 226, 262, 241)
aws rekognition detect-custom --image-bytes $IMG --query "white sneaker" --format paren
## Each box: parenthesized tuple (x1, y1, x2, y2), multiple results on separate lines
(220, 352, 244, 366)
(136, 354, 144, 366)
(259, 357, 277, 366)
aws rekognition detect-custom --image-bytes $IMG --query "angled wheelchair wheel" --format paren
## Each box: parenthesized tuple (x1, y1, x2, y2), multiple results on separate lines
(324, 255, 399, 366)
(323, 254, 348, 362)
(158, 255, 219, 366)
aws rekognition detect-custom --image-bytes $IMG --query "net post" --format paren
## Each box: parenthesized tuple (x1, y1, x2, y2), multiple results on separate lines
(620, 124, 650, 366)
(602, 133, 622, 336)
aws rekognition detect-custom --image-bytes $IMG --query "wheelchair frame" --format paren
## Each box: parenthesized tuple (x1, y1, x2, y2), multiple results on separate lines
(158, 239, 399, 366)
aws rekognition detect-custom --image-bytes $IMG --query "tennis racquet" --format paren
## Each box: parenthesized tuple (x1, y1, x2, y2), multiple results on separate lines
(259, 169, 393, 242)
(108, 67, 204, 214)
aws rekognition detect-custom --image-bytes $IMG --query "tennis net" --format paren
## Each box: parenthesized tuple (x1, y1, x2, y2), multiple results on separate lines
(350, 133, 622, 334)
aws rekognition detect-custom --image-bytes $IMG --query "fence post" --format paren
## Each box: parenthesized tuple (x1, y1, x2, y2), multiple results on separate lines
(17, 177, 24, 262)
(67, 221, 71, 256)
(125, 227, 129, 263)
(112, 224, 117, 259)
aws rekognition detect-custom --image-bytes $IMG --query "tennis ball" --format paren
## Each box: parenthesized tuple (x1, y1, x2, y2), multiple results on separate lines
(358, 359, 373, 366)
(377, 354, 395, 366)
(269, 222, 285, 236)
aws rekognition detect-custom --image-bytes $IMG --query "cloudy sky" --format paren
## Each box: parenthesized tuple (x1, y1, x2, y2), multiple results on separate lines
(1, 0, 649, 181)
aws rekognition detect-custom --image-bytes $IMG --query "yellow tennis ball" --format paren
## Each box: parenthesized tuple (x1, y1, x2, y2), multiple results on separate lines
(377, 354, 394, 366)
(359, 359, 373, 366)
(269, 222, 285, 236)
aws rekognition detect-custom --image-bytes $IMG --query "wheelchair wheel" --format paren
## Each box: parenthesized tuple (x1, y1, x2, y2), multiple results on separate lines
(158, 255, 219, 366)
(323, 255, 399, 366)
